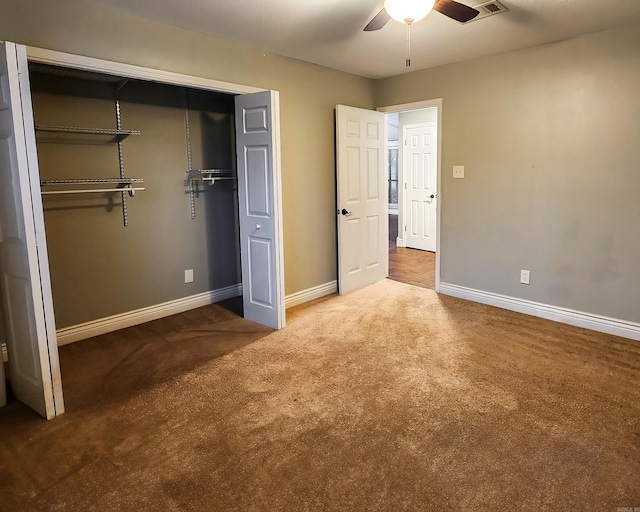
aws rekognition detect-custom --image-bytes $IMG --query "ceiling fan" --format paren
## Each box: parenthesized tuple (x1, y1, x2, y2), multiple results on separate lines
(364, 0, 480, 66)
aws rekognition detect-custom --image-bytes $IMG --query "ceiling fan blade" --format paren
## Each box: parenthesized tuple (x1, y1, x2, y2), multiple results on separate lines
(433, 0, 480, 23)
(364, 8, 392, 31)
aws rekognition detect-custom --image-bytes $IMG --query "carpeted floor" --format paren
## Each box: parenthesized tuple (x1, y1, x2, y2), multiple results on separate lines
(1, 279, 639, 511)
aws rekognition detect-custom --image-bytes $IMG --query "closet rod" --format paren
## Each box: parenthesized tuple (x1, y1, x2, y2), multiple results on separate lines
(187, 169, 234, 179)
(201, 177, 237, 184)
(41, 187, 146, 196)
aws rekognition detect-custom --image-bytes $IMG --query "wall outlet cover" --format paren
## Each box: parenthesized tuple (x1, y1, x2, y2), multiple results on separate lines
(520, 269, 530, 285)
(185, 269, 194, 283)
(453, 165, 465, 179)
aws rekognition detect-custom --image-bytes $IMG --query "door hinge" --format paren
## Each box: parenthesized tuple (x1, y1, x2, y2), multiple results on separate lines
(404, 225, 407, 232)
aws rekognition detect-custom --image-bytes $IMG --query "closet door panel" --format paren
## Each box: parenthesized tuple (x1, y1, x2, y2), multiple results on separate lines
(0, 41, 63, 419)
(235, 91, 285, 330)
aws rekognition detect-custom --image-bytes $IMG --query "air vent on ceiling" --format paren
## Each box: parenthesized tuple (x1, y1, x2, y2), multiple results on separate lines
(461, 0, 508, 23)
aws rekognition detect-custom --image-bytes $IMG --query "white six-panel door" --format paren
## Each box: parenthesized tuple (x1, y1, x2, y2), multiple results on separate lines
(404, 123, 438, 252)
(235, 91, 285, 329)
(0, 42, 64, 418)
(336, 105, 388, 294)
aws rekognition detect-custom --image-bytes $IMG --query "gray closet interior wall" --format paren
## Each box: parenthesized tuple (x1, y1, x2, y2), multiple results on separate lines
(30, 66, 241, 329)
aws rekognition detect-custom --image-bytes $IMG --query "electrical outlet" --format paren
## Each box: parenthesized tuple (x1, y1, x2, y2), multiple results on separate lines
(184, 269, 194, 283)
(453, 165, 465, 179)
(520, 269, 530, 285)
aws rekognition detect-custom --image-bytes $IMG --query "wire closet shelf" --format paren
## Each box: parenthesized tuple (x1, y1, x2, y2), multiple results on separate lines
(35, 96, 144, 227)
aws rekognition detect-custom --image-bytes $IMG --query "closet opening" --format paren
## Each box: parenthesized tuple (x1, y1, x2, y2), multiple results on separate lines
(1, 42, 284, 419)
(29, 62, 243, 345)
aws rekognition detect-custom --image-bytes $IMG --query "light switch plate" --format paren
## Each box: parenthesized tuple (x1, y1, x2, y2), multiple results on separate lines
(184, 269, 194, 283)
(453, 165, 465, 179)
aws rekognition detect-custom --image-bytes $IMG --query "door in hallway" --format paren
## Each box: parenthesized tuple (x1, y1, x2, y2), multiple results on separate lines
(404, 123, 437, 252)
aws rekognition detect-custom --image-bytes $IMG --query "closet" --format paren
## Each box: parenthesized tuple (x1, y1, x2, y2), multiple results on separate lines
(30, 64, 241, 330)
(0, 41, 285, 419)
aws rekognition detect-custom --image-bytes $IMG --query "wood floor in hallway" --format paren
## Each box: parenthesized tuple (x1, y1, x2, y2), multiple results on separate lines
(388, 214, 436, 289)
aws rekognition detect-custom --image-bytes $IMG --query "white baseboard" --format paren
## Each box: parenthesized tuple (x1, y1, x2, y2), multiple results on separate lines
(285, 281, 337, 309)
(439, 282, 640, 341)
(56, 284, 242, 346)
(396, 237, 406, 248)
(55, 280, 340, 346)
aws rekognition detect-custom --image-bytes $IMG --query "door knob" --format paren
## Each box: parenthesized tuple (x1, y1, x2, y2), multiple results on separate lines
(341, 208, 352, 216)
(430, 194, 435, 199)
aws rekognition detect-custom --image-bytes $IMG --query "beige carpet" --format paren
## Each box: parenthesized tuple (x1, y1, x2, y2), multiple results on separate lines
(1, 279, 639, 511)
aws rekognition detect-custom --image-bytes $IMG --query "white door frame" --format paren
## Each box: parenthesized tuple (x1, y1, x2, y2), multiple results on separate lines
(23, 46, 285, 320)
(26, 47, 262, 95)
(377, 99, 442, 293)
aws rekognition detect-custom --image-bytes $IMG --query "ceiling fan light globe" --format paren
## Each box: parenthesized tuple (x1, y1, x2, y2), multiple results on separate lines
(383, 0, 436, 23)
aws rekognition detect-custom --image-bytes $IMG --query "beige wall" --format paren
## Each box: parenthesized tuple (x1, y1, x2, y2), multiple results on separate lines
(0, 0, 375, 301)
(376, 23, 640, 323)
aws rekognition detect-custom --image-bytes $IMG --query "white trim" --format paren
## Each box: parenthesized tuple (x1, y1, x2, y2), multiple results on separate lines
(56, 284, 242, 346)
(55, 280, 339, 347)
(396, 237, 406, 248)
(285, 281, 337, 309)
(26, 46, 263, 95)
(378, 99, 442, 292)
(439, 283, 640, 341)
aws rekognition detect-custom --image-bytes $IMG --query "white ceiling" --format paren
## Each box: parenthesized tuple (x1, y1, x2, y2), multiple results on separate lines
(93, 0, 640, 79)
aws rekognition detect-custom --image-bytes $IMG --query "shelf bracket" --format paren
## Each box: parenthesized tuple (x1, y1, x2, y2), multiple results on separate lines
(115, 97, 128, 226)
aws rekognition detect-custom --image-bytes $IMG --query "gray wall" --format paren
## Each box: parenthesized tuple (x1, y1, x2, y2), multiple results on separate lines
(398, 108, 437, 127)
(388, 113, 399, 142)
(32, 76, 240, 327)
(376, 23, 640, 323)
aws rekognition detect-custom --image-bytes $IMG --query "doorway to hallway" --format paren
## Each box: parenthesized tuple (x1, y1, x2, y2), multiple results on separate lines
(385, 104, 439, 291)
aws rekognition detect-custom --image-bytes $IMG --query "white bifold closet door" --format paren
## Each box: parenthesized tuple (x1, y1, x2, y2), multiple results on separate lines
(0, 41, 64, 419)
(235, 91, 286, 330)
